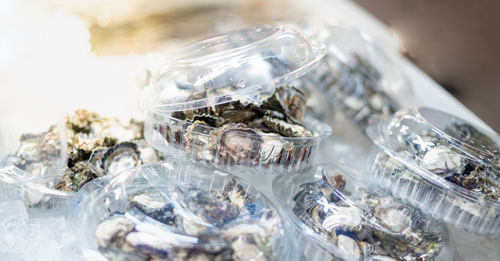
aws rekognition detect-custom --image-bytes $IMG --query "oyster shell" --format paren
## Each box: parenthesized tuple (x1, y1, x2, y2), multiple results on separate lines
(8, 109, 158, 194)
(94, 185, 279, 261)
(261, 85, 307, 124)
(262, 115, 313, 138)
(10, 125, 64, 177)
(292, 172, 445, 260)
(211, 123, 262, 165)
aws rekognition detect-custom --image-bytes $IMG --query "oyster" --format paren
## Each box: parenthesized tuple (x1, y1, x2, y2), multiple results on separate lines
(89, 142, 141, 178)
(210, 123, 262, 165)
(165, 84, 317, 167)
(9, 125, 65, 177)
(389, 121, 500, 201)
(7, 109, 159, 194)
(292, 172, 445, 260)
(94, 183, 280, 261)
(184, 120, 214, 161)
(261, 85, 307, 124)
(317, 53, 399, 129)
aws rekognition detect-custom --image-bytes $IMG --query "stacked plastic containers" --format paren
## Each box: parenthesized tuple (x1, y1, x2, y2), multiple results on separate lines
(273, 164, 453, 260)
(73, 162, 300, 261)
(367, 107, 500, 239)
(141, 25, 331, 173)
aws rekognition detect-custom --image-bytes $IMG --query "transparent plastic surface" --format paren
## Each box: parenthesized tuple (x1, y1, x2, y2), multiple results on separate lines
(367, 107, 500, 238)
(0, 110, 72, 212)
(0, 114, 67, 184)
(143, 25, 325, 112)
(273, 164, 452, 261)
(73, 162, 299, 261)
(294, 19, 411, 130)
(141, 25, 331, 173)
(145, 111, 331, 173)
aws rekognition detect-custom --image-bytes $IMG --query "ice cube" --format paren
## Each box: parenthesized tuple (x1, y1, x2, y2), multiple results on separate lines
(0, 200, 28, 252)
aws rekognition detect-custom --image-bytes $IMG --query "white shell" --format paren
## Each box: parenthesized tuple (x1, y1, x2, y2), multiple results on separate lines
(336, 234, 361, 260)
(420, 145, 463, 174)
(321, 206, 362, 231)
(231, 236, 267, 261)
(130, 193, 167, 211)
(94, 216, 134, 247)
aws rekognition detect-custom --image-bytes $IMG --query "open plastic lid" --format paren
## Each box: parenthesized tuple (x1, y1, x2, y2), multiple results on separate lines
(367, 107, 500, 202)
(273, 164, 450, 260)
(142, 25, 325, 113)
(73, 161, 298, 261)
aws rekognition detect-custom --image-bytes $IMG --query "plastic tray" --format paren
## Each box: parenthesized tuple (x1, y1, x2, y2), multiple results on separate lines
(367, 107, 500, 239)
(273, 164, 452, 261)
(141, 25, 331, 173)
(72, 161, 299, 261)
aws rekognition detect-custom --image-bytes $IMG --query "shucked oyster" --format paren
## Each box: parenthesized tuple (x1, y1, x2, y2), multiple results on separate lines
(94, 179, 280, 261)
(292, 171, 446, 260)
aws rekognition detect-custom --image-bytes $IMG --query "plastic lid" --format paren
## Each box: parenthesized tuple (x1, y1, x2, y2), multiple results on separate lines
(273, 164, 450, 260)
(143, 25, 325, 113)
(299, 19, 410, 98)
(367, 107, 500, 203)
(73, 162, 298, 261)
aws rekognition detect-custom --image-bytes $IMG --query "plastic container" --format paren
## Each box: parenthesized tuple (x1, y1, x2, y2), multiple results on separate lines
(293, 19, 411, 130)
(367, 107, 500, 239)
(0, 114, 67, 184)
(141, 25, 331, 173)
(273, 164, 453, 261)
(0, 108, 75, 214)
(73, 161, 299, 261)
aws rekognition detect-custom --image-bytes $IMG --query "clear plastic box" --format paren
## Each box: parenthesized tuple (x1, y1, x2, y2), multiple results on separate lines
(0, 110, 74, 213)
(141, 25, 331, 173)
(292, 19, 411, 130)
(0, 113, 67, 184)
(273, 164, 453, 261)
(72, 161, 299, 261)
(367, 107, 500, 239)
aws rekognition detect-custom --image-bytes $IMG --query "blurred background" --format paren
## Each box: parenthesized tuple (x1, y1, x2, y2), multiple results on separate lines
(355, 0, 500, 131)
(0, 0, 498, 131)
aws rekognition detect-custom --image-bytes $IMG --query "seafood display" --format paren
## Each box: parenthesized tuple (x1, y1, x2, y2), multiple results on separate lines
(74, 163, 297, 261)
(59, 110, 160, 192)
(367, 107, 500, 238)
(1, 109, 160, 207)
(4, 20, 498, 260)
(273, 164, 450, 260)
(143, 25, 331, 172)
